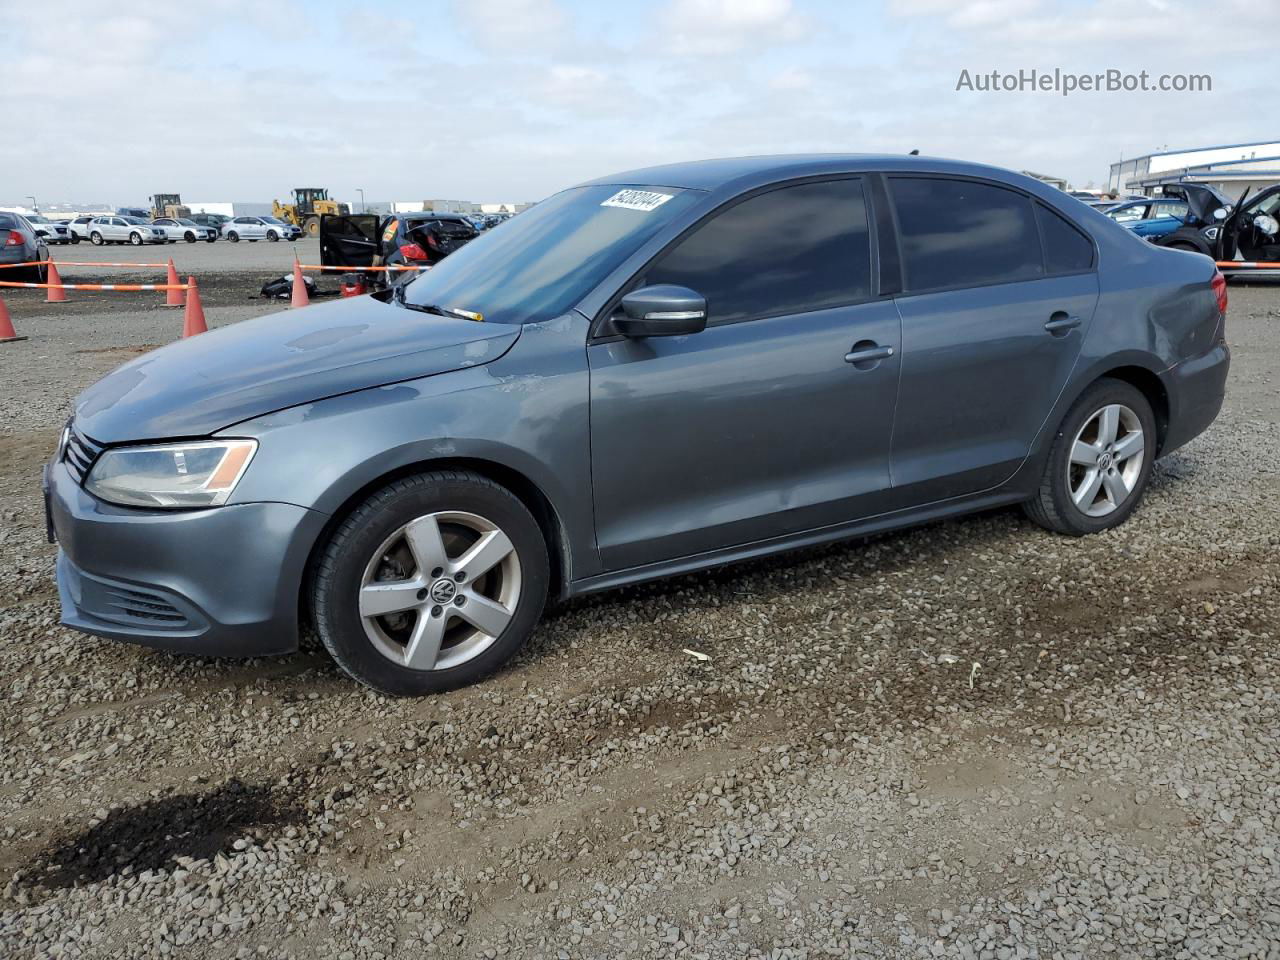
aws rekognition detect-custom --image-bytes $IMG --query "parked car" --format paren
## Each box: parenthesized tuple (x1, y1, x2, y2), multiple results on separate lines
(46, 155, 1229, 696)
(1215, 183, 1280, 268)
(221, 216, 300, 242)
(189, 213, 231, 232)
(0, 212, 50, 282)
(53, 219, 82, 244)
(1105, 197, 1190, 240)
(1103, 185, 1231, 256)
(320, 212, 478, 283)
(23, 214, 73, 245)
(87, 216, 168, 245)
(66, 215, 101, 241)
(151, 217, 218, 243)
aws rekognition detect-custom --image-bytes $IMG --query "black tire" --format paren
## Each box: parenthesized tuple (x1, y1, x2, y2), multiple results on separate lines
(70, 234, 80, 244)
(206, 236, 216, 243)
(89, 232, 103, 246)
(312, 471, 549, 696)
(1023, 378, 1156, 536)
(129, 232, 143, 246)
(226, 232, 239, 242)
(267, 231, 279, 242)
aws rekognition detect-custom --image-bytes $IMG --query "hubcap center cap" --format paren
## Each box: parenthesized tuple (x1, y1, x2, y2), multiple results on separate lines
(428, 578, 458, 604)
(1097, 451, 1113, 470)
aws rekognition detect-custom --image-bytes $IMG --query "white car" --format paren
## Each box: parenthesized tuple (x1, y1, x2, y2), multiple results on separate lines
(24, 214, 74, 245)
(221, 215, 301, 242)
(66, 215, 101, 241)
(151, 217, 218, 243)
(87, 216, 168, 246)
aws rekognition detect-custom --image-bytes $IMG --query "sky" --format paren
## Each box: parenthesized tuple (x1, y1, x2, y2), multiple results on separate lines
(0, 0, 1268, 207)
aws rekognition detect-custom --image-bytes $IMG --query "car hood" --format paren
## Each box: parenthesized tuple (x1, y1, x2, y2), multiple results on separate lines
(74, 295, 521, 442)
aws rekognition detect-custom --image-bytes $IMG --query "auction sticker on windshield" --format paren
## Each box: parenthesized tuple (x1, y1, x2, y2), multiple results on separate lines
(601, 189, 674, 212)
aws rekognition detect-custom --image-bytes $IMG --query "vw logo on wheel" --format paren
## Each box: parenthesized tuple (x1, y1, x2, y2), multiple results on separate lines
(429, 578, 458, 604)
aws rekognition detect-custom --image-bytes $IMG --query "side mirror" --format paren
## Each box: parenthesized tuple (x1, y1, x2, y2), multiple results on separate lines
(616, 284, 707, 337)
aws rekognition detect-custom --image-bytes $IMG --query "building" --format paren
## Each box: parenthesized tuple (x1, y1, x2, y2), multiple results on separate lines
(1021, 170, 1069, 191)
(1109, 140, 1280, 198)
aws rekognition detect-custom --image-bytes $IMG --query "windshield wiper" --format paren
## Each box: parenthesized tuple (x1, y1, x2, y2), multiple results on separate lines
(391, 285, 483, 322)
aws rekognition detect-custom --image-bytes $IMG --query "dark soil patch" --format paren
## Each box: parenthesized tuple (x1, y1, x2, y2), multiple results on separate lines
(23, 778, 304, 890)
(72, 344, 160, 357)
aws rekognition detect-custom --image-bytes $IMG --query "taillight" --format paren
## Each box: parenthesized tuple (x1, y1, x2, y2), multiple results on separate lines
(4, 232, 22, 246)
(398, 242, 428, 261)
(1211, 269, 1228, 316)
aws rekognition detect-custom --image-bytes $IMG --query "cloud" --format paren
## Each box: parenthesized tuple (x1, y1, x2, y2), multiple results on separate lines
(659, 0, 810, 55)
(450, 0, 571, 54)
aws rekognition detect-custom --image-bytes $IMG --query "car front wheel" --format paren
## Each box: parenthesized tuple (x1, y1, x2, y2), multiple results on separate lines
(267, 231, 279, 241)
(89, 232, 103, 245)
(129, 232, 143, 246)
(226, 232, 239, 242)
(312, 471, 549, 696)
(1024, 378, 1156, 536)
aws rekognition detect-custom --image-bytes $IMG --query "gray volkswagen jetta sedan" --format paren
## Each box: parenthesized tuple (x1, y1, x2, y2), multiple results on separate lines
(46, 155, 1230, 696)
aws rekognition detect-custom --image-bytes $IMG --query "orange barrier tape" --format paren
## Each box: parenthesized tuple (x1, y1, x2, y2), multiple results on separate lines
(0, 281, 189, 291)
(295, 263, 429, 273)
(1216, 260, 1280, 269)
(0, 260, 171, 269)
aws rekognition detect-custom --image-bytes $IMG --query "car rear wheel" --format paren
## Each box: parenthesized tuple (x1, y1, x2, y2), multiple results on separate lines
(89, 232, 103, 245)
(1024, 378, 1156, 536)
(312, 471, 549, 696)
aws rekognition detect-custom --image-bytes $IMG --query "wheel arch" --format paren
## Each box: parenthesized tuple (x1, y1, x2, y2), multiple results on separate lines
(1096, 364, 1170, 453)
(298, 456, 573, 632)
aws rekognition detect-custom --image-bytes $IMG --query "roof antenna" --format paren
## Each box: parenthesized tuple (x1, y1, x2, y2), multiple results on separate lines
(908, 149, 920, 155)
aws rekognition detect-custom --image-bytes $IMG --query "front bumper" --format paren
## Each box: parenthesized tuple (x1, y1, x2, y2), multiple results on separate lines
(1159, 340, 1230, 456)
(46, 457, 328, 657)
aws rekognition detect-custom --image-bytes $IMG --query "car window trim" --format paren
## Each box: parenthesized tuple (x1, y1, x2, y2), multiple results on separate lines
(588, 173, 882, 343)
(886, 172, 1098, 299)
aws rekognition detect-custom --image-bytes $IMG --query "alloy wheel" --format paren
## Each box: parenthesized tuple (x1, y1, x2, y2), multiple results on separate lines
(358, 510, 521, 672)
(1067, 403, 1145, 517)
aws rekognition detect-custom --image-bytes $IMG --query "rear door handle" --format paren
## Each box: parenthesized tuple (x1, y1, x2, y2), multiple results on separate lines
(1044, 312, 1082, 335)
(844, 344, 895, 365)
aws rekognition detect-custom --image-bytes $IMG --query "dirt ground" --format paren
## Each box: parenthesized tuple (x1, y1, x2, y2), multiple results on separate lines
(0, 275, 1276, 959)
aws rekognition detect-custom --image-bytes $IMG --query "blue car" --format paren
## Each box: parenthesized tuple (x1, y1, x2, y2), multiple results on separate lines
(1105, 198, 1189, 240)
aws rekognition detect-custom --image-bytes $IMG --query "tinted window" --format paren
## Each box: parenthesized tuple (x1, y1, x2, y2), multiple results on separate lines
(1035, 203, 1094, 274)
(643, 179, 872, 324)
(891, 177, 1043, 291)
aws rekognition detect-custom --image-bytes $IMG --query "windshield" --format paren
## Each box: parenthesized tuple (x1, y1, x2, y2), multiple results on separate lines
(176, 218, 196, 225)
(27, 214, 48, 223)
(402, 185, 700, 324)
(263, 216, 284, 224)
(122, 216, 148, 225)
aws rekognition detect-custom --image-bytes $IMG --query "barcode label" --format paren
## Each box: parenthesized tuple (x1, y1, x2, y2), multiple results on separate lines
(601, 189, 674, 212)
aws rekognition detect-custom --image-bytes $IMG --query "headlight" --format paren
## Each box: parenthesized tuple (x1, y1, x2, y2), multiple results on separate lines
(85, 439, 257, 508)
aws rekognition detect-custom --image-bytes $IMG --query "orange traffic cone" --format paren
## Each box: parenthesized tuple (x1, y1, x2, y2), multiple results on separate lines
(46, 261, 67, 302)
(164, 259, 185, 307)
(0, 295, 26, 343)
(182, 276, 207, 337)
(290, 260, 310, 308)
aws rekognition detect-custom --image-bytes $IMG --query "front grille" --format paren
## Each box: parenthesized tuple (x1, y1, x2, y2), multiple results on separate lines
(63, 423, 104, 484)
(103, 586, 188, 625)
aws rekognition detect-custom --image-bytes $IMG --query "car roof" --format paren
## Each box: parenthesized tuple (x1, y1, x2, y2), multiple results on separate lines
(578, 153, 1047, 193)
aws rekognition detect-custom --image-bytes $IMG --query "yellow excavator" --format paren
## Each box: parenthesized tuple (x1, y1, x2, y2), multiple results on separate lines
(150, 193, 190, 219)
(272, 188, 349, 237)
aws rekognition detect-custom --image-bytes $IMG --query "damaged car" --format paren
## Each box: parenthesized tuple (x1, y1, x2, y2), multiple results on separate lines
(320, 212, 478, 285)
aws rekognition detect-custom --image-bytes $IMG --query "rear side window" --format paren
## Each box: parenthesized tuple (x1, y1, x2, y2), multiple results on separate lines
(890, 177, 1043, 292)
(1035, 203, 1094, 274)
(0, 214, 17, 229)
(644, 178, 872, 324)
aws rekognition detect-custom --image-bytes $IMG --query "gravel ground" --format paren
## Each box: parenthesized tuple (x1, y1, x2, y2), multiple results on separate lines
(0, 282, 1277, 959)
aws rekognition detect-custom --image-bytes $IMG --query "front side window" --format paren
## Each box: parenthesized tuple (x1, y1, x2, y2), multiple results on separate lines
(642, 178, 873, 324)
(890, 177, 1043, 291)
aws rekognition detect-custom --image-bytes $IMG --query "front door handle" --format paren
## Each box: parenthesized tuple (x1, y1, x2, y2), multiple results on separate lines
(844, 342, 895, 368)
(1044, 312, 1082, 335)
